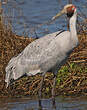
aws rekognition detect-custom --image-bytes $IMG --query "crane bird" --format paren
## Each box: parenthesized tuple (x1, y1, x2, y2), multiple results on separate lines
(5, 4, 78, 99)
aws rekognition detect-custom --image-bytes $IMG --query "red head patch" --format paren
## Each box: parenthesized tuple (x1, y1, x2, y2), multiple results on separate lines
(67, 5, 76, 17)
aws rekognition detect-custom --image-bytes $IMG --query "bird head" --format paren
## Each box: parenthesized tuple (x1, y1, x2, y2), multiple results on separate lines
(52, 4, 76, 20)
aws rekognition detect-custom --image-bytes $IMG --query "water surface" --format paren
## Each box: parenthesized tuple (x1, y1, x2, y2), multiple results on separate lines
(0, 96, 87, 110)
(3, 0, 87, 37)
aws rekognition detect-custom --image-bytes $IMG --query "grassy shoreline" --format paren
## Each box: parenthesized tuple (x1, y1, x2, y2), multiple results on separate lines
(0, 22, 87, 98)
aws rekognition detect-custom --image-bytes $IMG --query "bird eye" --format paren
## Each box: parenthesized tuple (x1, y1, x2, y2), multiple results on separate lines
(72, 7, 74, 10)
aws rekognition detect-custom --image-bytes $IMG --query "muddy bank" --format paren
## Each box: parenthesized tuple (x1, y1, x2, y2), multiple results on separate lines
(0, 21, 87, 98)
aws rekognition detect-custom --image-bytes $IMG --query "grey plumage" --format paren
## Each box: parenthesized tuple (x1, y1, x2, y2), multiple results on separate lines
(5, 4, 79, 88)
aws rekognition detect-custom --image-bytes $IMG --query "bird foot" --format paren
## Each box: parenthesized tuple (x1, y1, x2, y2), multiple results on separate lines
(52, 97, 56, 109)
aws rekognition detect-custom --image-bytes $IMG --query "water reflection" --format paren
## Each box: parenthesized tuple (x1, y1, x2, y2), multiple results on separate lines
(38, 98, 56, 110)
(0, 96, 87, 110)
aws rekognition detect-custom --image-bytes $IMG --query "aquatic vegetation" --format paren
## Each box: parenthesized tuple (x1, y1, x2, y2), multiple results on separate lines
(56, 65, 70, 85)
(0, 23, 87, 97)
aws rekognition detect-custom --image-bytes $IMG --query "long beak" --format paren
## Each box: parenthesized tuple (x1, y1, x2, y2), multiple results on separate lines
(52, 9, 65, 20)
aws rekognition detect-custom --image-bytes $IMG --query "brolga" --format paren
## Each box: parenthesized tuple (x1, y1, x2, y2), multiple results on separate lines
(5, 4, 78, 101)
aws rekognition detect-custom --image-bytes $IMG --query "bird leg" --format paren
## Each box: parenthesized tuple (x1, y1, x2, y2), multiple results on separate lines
(38, 73, 45, 106)
(39, 73, 45, 98)
(52, 74, 57, 106)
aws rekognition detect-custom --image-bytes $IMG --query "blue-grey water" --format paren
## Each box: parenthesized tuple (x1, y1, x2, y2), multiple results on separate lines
(1, 0, 87, 110)
(3, 0, 87, 37)
(0, 96, 87, 110)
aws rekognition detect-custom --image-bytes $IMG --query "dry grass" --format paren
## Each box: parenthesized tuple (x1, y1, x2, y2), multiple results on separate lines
(0, 20, 35, 97)
(69, 34, 87, 65)
(0, 17, 87, 98)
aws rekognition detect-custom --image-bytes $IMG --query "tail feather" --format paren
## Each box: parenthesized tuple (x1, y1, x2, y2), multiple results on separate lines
(5, 52, 24, 87)
(5, 57, 17, 88)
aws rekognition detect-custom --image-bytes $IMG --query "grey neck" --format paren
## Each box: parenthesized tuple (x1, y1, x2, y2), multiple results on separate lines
(69, 11, 78, 47)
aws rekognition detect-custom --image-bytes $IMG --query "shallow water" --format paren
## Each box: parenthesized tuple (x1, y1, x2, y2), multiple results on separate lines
(0, 96, 87, 110)
(3, 0, 87, 37)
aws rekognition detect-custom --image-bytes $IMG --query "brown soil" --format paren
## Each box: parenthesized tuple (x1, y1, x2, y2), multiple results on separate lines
(0, 20, 87, 98)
